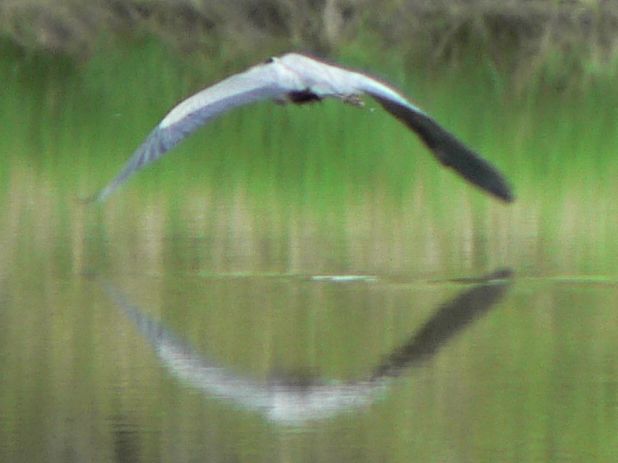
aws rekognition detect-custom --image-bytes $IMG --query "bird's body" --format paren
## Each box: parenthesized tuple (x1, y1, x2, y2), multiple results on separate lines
(91, 53, 514, 203)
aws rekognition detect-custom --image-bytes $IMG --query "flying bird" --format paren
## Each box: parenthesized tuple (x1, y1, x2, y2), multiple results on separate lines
(90, 53, 514, 203)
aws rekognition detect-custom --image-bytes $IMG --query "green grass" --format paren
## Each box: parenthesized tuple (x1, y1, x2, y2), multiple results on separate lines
(3, 37, 618, 204)
(4, 38, 618, 277)
(4, 34, 618, 463)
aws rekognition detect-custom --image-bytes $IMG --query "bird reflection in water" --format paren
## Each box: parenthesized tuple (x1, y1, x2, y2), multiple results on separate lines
(99, 269, 512, 426)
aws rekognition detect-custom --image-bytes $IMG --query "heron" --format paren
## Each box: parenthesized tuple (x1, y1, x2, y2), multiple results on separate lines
(90, 53, 514, 203)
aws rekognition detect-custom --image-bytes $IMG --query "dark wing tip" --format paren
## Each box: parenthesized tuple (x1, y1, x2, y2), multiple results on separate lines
(435, 137, 516, 204)
(371, 95, 515, 203)
(463, 157, 515, 203)
(494, 181, 515, 203)
(452, 143, 514, 203)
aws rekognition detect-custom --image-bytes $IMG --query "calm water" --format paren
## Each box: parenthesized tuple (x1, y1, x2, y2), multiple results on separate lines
(2, 173, 618, 462)
(3, 49, 618, 461)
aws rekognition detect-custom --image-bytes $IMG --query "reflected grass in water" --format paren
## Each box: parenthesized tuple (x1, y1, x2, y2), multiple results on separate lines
(3, 271, 618, 461)
(3, 40, 618, 463)
(97, 269, 512, 425)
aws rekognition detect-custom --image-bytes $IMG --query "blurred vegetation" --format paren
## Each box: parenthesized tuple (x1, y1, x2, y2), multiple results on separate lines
(3, 1, 618, 213)
(2, 0, 618, 88)
(3, 0, 618, 274)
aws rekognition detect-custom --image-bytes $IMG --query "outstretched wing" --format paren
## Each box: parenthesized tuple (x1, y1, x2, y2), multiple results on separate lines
(90, 62, 291, 202)
(354, 74, 514, 202)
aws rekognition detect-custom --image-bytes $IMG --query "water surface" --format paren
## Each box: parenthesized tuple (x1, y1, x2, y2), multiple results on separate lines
(2, 48, 618, 462)
(3, 180, 618, 462)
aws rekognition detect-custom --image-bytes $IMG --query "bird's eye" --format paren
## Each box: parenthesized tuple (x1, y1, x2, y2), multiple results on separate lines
(264, 57, 275, 64)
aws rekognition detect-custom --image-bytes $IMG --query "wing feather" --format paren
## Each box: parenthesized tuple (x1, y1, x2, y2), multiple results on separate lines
(90, 64, 289, 202)
(90, 53, 514, 204)
(354, 75, 514, 202)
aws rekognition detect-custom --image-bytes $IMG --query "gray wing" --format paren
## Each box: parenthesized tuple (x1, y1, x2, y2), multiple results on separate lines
(354, 75, 515, 203)
(90, 63, 290, 202)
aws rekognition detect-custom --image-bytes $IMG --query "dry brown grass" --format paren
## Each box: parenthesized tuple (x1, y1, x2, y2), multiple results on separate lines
(2, 0, 618, 81)
(382, 0, 618, 81)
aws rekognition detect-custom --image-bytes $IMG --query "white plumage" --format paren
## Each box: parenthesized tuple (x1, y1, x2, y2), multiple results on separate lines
(91, 53, 514, 203)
